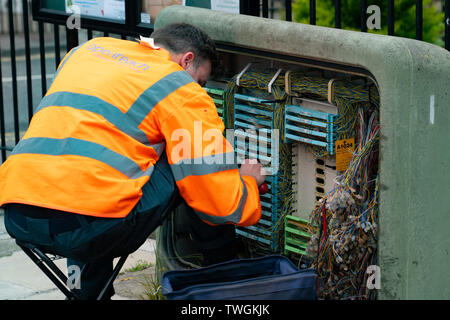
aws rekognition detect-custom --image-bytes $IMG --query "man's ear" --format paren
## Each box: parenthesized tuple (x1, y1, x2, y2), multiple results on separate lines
(179, 51, 195, 69)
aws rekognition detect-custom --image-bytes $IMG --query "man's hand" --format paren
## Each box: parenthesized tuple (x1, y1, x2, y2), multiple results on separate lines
(239, 159, 266, 187)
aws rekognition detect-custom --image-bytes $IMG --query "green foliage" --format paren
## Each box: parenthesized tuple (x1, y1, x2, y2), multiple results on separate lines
(125, 260, 153, 272)
(292, 0, 445, 46)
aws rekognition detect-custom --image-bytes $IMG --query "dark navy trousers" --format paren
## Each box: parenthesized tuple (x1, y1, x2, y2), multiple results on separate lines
(4, 152, 178, 299)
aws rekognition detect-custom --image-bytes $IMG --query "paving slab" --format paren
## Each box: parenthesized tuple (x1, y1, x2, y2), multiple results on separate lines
(0, 237, 157, 300)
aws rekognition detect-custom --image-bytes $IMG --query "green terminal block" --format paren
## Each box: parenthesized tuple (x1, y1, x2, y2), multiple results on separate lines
(204, 87, 226, 124)
(284, 215, 312, 256)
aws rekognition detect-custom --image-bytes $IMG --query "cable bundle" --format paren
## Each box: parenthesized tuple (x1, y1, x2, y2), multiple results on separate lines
(288, 72, 379, 143)
(306, 107, 380, 300)
(223, 67, 380, 278)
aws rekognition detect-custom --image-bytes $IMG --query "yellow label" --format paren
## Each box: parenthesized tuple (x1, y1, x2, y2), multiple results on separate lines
(335, 138, 355, 172)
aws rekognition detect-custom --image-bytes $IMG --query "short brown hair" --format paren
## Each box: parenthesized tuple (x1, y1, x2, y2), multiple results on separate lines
(151, 23, 220, 77)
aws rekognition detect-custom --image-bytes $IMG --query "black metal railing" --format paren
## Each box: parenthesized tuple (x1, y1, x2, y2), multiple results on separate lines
(31, 1, 450, 53)
(243, 0, 449, 45)
(446, 0, 450, 49)
(0, 0, 140, 162)
(1, 0, 52, 161)
(0, 0, 449, 163)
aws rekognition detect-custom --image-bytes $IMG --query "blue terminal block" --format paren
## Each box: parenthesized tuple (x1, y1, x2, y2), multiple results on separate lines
(233, 93, 284, 252)
(284, 104, 337, 155)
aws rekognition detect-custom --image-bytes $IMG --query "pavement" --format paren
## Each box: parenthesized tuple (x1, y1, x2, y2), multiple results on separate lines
(0, 209, 160, 300)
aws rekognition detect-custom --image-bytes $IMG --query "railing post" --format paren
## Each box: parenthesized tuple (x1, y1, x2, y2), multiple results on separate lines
(446, 0, 450, 50)
(360, 0, 367, 32)
(8, 0, 20, 144)
(334, 0, 341, 29)
(309, 0, 316, 25)
(0, 37, 5, 161)
(22, 0, 34, 122)
(416, 0, 423, 40)
(285, 0, 292, 21)
(54, 24, 61, 68)
(125, 0, 138, 32)
(262, 0, 269, 18)
(241, 0, 260, 17)
(388, 0, 395, 36)
(66, 27, 79, 52)
(38, 21, 47, 97)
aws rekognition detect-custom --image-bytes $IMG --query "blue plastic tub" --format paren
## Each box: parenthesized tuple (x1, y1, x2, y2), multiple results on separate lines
(161, 255, 317, 300)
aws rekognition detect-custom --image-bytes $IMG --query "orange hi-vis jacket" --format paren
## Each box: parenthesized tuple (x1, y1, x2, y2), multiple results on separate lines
(0, 37, 261, 226)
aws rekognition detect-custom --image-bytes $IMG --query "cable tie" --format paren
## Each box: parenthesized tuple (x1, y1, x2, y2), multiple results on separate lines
(236, 63, 252, 86)
(268, 68, 283, 94)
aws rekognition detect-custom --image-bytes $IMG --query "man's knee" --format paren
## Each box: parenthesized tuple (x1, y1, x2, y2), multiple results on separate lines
(3, 204, 52, 247)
